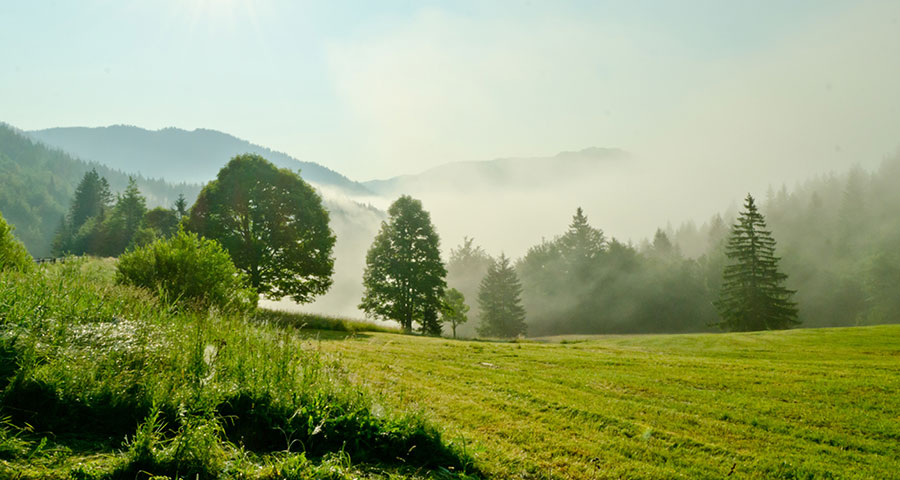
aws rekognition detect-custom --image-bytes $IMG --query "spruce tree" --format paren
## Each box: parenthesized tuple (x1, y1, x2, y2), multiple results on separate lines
(715, 194, 798, 331)
(174, 193, 188, 219)
(477, 254, 527, 338)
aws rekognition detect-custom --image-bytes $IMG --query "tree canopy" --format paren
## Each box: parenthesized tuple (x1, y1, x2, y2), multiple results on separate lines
(714, 194, 798, 331)
(359, 195, 446, 332)
(187, 154, 335, 303)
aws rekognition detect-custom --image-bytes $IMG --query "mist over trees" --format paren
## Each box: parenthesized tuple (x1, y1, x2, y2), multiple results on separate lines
(445, 237, 493, 337)
(668, 153, 900, 329)
(478, 254, 527, 338)
(515, 208, 716, 335)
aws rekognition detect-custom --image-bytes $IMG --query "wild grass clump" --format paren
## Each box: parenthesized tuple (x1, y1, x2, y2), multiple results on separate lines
(115, 229, 257, 313)
(255, 308, 401, 334)
(0, 258, 477, 478)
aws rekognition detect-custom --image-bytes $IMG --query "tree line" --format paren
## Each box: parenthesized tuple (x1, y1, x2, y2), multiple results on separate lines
(24, 149, 900, 338)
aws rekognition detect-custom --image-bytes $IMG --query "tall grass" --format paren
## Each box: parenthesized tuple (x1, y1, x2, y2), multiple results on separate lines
(254, 308, 401, 334)
(0, 258, 475, 478)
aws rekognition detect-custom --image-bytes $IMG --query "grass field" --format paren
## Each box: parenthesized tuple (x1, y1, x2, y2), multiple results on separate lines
(3, 260, 899, 479)
(0, 261, 473, 479)
(315, 326, 900, 479)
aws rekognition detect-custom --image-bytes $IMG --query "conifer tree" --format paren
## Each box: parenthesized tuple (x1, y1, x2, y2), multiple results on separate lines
(53, 169, 112, 255)
(715, 194, 798, 331)
(559, 207, 606, 266)
(420, 307, 442, 336)
(174, 193, 188, 219)
(477, 254, 527, 338)
(69, 168, 112, 228)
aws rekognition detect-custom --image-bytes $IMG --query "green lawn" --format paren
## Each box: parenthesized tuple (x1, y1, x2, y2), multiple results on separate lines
(315, 326, 900, 479)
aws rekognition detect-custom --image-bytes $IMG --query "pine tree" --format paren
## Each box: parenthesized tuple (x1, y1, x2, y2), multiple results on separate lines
(559, 207, 606, 266)
(53, 169, 113, 255)
(715, 194, 798, 331)
(69, 169, 112, 228)
(477, 254, 527, 338)
(174, 193, 188, 219)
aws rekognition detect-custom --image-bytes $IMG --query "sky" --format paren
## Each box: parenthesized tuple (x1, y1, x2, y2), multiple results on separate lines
(1, 0, 899, 182)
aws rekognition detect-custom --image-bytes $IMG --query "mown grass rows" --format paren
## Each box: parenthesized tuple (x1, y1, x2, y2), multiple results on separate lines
(318, 328, 900, 479)
(0, 259, 475, 479)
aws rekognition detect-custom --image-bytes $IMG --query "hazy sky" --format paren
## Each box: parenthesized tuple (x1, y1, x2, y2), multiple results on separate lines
(1, 0, 898, 181)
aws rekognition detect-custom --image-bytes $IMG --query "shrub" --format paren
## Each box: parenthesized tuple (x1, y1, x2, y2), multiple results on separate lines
(0, 211, 33, 272)
(116, 229, 256, 312)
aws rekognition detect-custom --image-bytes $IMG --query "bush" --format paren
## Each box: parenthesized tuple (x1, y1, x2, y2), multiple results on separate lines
(116, 229, 256, 312)
(0, 211, 33, 272)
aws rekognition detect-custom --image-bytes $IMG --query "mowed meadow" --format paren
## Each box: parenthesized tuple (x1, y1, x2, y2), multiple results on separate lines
(315, 326, 900, 479)
(1, 257, 899, 478)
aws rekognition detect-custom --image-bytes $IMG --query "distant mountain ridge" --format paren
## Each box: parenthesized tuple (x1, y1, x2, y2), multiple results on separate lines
(363, 147, 629, 195)
(28, 125, 372, 195)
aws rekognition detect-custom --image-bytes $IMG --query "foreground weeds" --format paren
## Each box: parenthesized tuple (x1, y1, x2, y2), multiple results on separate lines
(0, 258, 476, 479)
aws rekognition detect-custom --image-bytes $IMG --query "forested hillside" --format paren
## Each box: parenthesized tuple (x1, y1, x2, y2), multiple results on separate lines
(442, 153, 900, 336)
(29, 125, 372, 195)
(670, 152, 900, 328)
(0, 123, 199, 257)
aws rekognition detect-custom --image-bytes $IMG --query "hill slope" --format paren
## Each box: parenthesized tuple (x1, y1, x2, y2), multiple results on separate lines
(29, 125, 372, 195)
(0, 123, 199, 257)
(364, 147, 629, 196)
(321, 325, 900, 479)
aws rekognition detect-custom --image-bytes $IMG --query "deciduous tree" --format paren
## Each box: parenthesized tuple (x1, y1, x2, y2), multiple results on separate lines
(359, 195, 446, 332)
(187, 154, 335, 303)
(441, 288, 469, 339)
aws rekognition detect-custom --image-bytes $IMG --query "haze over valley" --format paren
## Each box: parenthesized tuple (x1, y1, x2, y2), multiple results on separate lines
(1, 2, 899, 478)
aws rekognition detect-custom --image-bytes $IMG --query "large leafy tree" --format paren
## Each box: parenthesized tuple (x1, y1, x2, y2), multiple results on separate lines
(478, 254, 527, 338)
(715, 194, 798, 331)
(187, 154, 335, 303)
(359, 195, 446, 332)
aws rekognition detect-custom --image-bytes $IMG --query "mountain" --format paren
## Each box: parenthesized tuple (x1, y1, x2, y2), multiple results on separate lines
(364, 147, 629, 196)
(360, 147, 635, 259)
(28, 125, 372, 195)
(0, 123, 201, 257)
